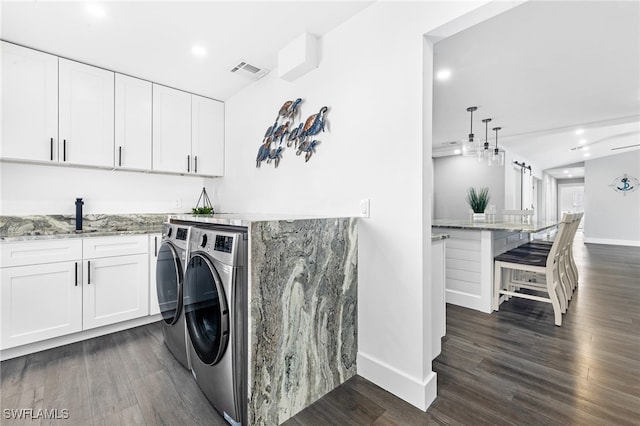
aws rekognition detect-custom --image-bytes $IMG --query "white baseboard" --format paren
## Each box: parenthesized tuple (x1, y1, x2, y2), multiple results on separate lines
(0, 314, 162, 361)
(357, 351, 437, 411)
(584, 237, 640, 247)
(445, 289, 492, 314)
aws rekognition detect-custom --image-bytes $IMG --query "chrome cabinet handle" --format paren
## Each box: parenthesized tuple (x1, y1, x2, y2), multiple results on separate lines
(75, 262, 78, 286)
(50, 138, 54, 161)
(154, 236, 158, 257)
(63, 140, 67, 161)
(87, 260, 91, 284)
(118, 146, 122, 167)
(194, 156, 198, 174)
(187, 155, 190, 172)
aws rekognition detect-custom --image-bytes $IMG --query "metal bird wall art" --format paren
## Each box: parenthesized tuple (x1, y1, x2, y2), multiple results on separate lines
(255, 99, 330, 168)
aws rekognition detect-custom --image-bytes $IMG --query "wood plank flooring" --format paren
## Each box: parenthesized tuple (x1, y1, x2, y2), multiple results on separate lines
(1, 235, 638, 425)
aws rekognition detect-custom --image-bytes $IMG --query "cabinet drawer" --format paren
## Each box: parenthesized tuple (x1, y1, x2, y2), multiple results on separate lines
(1, 239, 82, 267)
(83, 235, 148, 259)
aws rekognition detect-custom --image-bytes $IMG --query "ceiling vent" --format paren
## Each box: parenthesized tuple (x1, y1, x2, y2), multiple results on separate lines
(230, 60, 269, 80)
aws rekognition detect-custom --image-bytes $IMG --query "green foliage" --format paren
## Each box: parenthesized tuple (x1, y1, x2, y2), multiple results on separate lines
(467, 187, 490, 213)
(192, 206, 214, 215)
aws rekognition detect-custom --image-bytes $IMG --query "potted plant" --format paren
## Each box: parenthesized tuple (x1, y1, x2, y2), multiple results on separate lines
(192, 187, 214, 216)
(467, 187, 490, 221)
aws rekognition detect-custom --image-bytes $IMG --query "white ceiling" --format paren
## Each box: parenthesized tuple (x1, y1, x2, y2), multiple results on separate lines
(432, 0, 640, 176)
(0, 1, 373, 101)
(2, 1, 638, 178)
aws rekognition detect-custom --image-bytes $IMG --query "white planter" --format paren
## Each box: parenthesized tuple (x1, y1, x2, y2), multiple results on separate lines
(472, 213, 486, 222)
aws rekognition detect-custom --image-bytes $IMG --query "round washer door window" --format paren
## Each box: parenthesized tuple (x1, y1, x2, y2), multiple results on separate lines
(156, 243, 183, 325)
(184, 253, 229, 365)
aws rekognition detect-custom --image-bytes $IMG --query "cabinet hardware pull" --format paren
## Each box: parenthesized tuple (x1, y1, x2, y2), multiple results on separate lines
(63, 139, 67, 162)
(187, 155, 190, 172)
(87, 260, 91, 284)
(154, 236, 158, 257)
(50, 138, 54, 161)
(195, 156, 198, 174)
(118, 146, 122, 167)
(75, 262, 78, 286)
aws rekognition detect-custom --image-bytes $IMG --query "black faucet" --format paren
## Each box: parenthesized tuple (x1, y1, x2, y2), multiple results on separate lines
(75, 198, 84, 231)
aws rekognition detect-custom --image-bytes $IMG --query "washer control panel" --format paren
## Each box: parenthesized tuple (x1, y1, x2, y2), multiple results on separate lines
(214, 235, 234, 253)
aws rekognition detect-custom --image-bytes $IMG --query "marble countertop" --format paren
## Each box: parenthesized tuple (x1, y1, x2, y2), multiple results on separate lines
(432, 219, 558, 233)
(169, 213, 351, 227)
(0, 214, 169, 241)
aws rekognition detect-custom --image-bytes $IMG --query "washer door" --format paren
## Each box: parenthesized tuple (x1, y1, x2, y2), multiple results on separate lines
(184, 253, 229, 365)
(156, 242, 183, 325)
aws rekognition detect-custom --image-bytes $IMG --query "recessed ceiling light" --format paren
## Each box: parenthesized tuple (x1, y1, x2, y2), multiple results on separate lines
(575, 129, 584, 135)
(453, 149, 461, 155)
(191, 46, 207, 57)
(568, 174, 573, 177)
(579, 139, 586, 145)
(436, 69, 451, 81)
(85, 3, 106, 17)
(584, 153, 591, 157)
(583, 146, 589, 151)
(563, 170, 569, 174)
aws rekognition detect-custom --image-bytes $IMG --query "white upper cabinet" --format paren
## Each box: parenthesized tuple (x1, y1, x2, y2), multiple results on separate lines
(152, 84, 192, 174)
(192, 95, 224, 176)
(1, 42, 58, 162)
(1, 43, 224, 175)
(59, 58, 114, 168)
(115, 74, 152, 170)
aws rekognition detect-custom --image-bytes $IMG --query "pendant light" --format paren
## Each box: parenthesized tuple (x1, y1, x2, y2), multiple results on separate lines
(489, 126, 505, 166)
(479, 118, 492, 161)
(462, 106, 478, 156)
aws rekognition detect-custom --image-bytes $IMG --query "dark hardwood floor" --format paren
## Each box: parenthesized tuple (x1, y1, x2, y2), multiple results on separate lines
(1, 234, 638, 425)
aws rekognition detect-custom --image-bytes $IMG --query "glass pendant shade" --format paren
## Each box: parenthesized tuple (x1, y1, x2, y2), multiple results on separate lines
(462, 106, 478, 156)
(479, 118, 492, 161)
(489, 126, 505, 167)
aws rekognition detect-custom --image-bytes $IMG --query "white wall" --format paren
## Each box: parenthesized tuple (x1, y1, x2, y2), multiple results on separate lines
(540, 172, 558, 222)
(584, 151, 640, 246)
(216, 1, 488, 411)
(433, 155, 505, 219)
(0, 162, 213, 215)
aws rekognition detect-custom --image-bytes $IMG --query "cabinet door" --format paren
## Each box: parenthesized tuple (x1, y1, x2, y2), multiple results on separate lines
(59, 58, 114, 168)
(1, 262, 82, 349)
(83, 254, 149, 330)
(115, 74, 152, 170)
(191, 95, 224, 176)
(152, 84, 191, 173)
(1, 42, 58, 162)
(149, 234, 161, 315)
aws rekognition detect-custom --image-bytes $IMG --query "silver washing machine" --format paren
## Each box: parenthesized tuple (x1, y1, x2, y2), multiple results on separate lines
(184, 225, 248, 426)
(156, 223, 191, 369)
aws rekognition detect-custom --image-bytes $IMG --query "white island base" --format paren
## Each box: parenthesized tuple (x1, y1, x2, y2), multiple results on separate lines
(433, 220, 557, 314)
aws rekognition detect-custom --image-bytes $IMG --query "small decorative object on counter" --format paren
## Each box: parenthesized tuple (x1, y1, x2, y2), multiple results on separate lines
(255, 99, 330, 168)
(192, 187, 214, 215)
(467, 187, 490, 221)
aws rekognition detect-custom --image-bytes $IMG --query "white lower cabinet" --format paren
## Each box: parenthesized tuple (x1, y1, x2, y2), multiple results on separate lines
(82, 254, 149, 330)
(0, 235, 151, 351)
(1, 261, 82, 349)
(149, 234, 161, 315)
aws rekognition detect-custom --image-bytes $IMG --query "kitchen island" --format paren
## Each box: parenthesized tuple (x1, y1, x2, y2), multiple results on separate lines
(169, 214, 358, 426)
(432, 219, 557, 314)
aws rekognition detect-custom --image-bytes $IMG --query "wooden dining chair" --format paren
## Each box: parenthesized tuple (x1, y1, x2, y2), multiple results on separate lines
(493, 213, 574, 326)
(516, 212, 582, 298)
